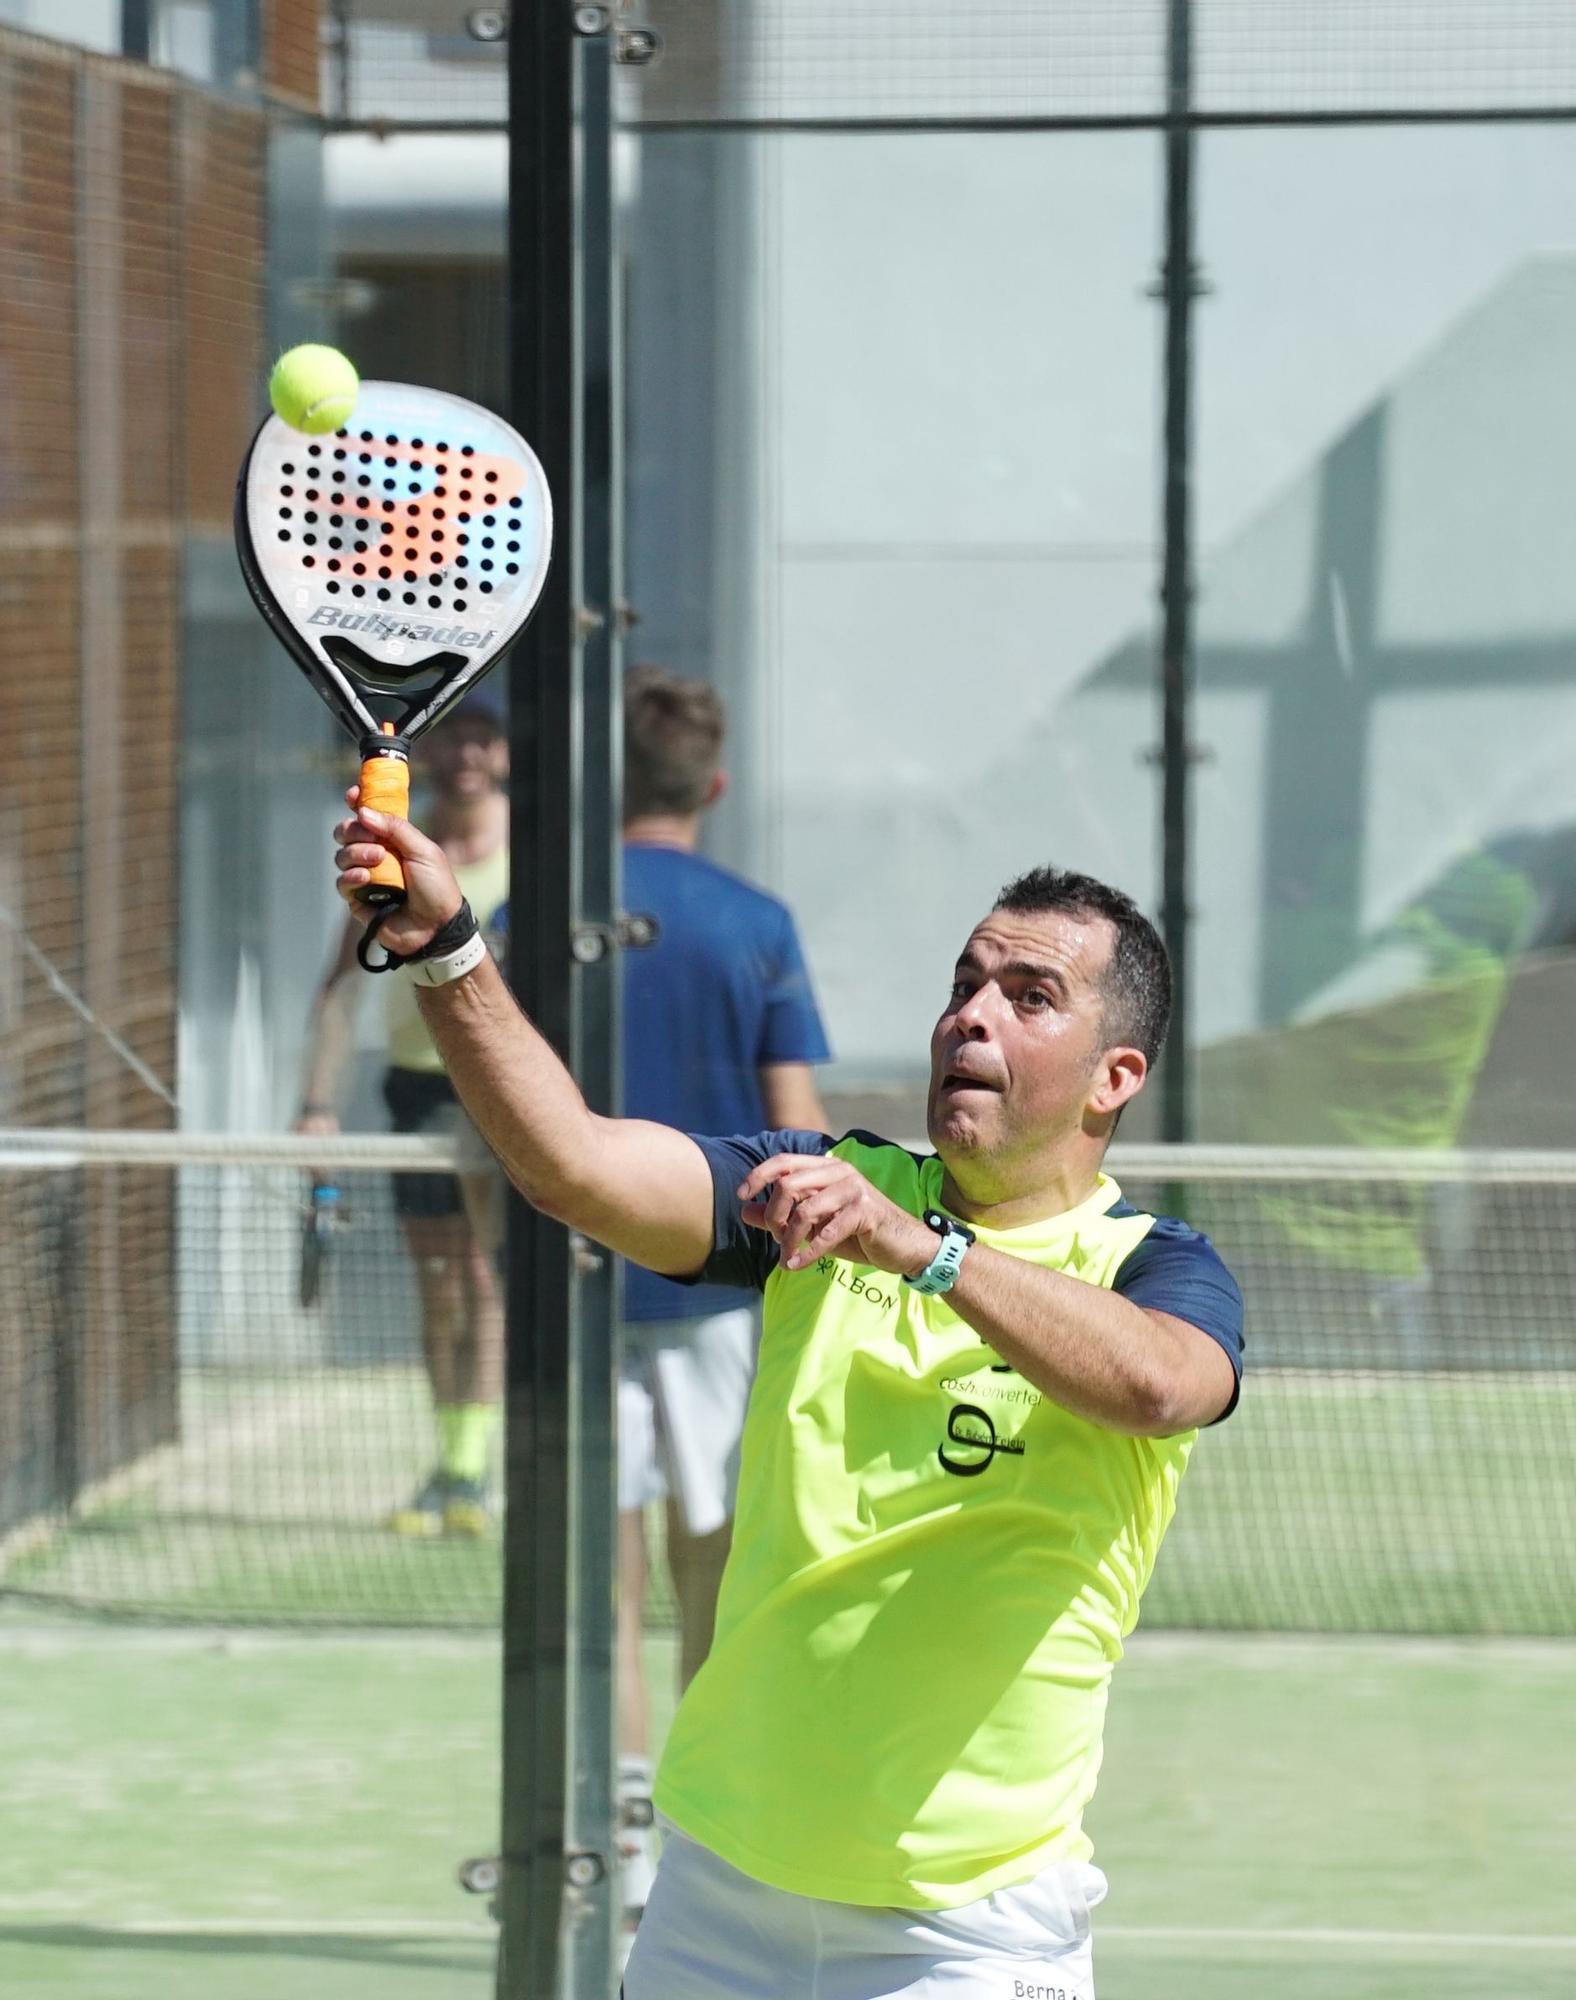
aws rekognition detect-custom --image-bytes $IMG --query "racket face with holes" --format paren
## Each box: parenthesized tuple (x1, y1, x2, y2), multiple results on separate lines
(235, 381, 552, 742)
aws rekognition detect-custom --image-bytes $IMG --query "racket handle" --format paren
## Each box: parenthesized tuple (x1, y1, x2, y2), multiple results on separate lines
(349, 732, 411, 906)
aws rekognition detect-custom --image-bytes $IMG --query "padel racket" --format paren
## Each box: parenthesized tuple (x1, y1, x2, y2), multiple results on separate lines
(235, 381, 552, 908)
(298, 1176, 341, 1310)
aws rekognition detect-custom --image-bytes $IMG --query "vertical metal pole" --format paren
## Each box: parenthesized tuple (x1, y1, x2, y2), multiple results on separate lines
(213, 0, 261, 91)
(326, 0, 353, 125)
(563, 18, 623, 1999)
(503, 7, 621, 1998)
(120, 0, 152, 61)
(502, 4, 577, 1995)
(1159, 0, 1197, 1143)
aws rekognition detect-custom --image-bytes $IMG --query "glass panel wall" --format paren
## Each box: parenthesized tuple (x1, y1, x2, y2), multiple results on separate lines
(0, 0, 119, 52)
(1188, 124, 1576, 1151)
(627, 128, 1163, 1141)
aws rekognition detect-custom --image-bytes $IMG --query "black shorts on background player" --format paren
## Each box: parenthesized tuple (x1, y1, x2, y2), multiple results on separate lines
(383, 1067, 465, 1219)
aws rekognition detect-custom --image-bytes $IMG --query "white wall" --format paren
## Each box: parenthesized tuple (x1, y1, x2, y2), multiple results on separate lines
(322, 103, 1576, 1099)
(726, 123, 1576, 1077)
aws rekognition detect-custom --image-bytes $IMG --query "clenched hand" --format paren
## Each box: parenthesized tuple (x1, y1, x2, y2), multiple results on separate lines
(738, 1154, 938, 1277)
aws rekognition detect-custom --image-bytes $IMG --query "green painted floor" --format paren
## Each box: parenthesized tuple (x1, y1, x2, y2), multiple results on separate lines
(11, 1369, 1575, 1638)
(2, 1621, 1573, 1998)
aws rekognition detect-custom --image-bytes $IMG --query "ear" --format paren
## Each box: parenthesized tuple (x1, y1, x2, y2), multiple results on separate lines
(703, 769, 729, 809)
(1088, 1045, 1147, 1119)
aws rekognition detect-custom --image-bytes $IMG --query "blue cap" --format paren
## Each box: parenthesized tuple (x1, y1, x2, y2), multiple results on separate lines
(444, 689, 505, 730)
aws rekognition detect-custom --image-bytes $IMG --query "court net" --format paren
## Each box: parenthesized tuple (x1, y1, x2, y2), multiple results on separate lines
(0, 1130, 500, 1628)
(2, 1132, 1574, 1634)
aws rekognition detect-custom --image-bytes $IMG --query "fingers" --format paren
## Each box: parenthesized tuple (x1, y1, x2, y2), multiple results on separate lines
(761, 1174, 803, 1238)
(334, 794, 437, 862)
(334, 811, 393, 855)
(333, 800, 388, 873)
(334, 866, 375, 914)
(331, 789, 458, 935)
(739, 1167, 862, 1270)
(335, 838, 388, 872)
(738, 1160, 828, 1259)
(781, 1191, 855, 1269)
(736, 1156, 840, 1206)
(333, 835, 385, 914)
(735, 1155, 926, 1278)
(740, 1194, 833, 1265)
(351, 803, 443, 867)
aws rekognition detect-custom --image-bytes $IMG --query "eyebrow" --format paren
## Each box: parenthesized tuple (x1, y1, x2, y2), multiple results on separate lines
(954, 953, 1071, 997)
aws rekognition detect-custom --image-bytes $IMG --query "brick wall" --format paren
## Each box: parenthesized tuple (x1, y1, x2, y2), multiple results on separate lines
(263, 0, 321, 115)
(0, 28, 267, 1522)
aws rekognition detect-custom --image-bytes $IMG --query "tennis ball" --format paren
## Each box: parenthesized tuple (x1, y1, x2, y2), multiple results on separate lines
(269, 344, 359, 435)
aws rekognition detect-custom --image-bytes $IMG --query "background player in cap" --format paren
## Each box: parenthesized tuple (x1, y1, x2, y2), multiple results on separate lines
(298, 696, 511, 1537)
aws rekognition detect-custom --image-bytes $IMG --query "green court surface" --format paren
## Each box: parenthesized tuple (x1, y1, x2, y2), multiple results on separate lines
(1, 1372, 504, 1629)
(1089, 1634, 1576, 1999)
(8, 1368, 1576, 1636)
(0, 1622, 501, 2000)
(2, 1621, 1573, 1999)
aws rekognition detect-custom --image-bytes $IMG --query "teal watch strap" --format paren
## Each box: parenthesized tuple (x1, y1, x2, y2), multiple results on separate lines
(903, 1209, 976, 1297)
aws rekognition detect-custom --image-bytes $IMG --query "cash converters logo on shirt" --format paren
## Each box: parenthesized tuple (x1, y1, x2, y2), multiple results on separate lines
(937, 1402, 1027, 1478)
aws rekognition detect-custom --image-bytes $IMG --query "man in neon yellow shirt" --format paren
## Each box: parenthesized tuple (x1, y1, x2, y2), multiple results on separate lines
(330, 798, 1244, 2000)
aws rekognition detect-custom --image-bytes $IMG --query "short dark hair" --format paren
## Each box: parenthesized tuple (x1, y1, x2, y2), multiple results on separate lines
(994, 867, 1172, 1065)
(624, 665, 725, 817)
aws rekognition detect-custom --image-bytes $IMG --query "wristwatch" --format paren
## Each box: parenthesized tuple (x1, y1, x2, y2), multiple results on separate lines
(903, 1209, 976, 1297)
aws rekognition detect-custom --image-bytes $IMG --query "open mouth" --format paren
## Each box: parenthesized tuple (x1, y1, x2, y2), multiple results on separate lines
(941, 1071, 1002, 1094)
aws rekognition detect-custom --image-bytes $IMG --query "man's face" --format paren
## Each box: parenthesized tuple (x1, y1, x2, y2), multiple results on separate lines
(424, 718, 507, 800)
(926, 906, 1122, 1185)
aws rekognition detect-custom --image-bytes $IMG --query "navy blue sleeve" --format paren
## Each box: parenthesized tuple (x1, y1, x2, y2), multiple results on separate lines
(669, 1128, 835, 1293)
(1114, 1217, 1245, 1423)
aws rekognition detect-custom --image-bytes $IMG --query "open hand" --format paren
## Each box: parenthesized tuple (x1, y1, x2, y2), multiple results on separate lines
(738, 1154, 936, 1277)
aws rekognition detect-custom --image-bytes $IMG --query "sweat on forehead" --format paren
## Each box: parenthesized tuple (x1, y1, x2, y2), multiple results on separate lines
(962, 907, 1113, 969)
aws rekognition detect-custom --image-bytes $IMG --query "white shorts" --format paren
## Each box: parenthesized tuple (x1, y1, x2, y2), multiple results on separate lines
(618, 1309, 758, 1538)
(624, 1819, 1107, 2000)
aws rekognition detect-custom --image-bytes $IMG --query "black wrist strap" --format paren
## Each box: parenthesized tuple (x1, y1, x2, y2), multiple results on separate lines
(357, 899, 478, 976)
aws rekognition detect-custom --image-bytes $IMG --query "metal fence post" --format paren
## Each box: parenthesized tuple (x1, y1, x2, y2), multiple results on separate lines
(501, 4, 621, 1995)
(1159, 0, 1200, 1143)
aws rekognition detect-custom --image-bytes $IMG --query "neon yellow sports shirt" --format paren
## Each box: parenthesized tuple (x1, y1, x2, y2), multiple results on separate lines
(653, 1129, 1243, 1909)
(385, 845, 510, 1074)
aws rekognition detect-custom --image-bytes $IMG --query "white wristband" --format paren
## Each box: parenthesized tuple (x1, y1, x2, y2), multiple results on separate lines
(410, 928, 489, 987)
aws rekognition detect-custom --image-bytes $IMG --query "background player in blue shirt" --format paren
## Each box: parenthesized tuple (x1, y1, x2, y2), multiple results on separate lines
(621, 670, 832, 1916)
(491, 667, 830, 1919)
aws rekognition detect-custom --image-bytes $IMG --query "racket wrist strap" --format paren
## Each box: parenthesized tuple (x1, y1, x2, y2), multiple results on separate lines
(357, 898, 481, 978)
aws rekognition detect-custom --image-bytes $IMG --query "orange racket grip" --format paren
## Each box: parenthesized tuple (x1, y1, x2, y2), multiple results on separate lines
(347, 739, 410, 907)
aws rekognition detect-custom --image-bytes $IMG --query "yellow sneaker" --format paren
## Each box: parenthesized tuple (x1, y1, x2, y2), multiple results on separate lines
(442, 1478, 493, 1538)
(387, 1472, 448, 1538)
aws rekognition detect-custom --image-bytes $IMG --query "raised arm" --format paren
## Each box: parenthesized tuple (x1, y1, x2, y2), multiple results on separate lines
(334, 797, 717, 1279)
